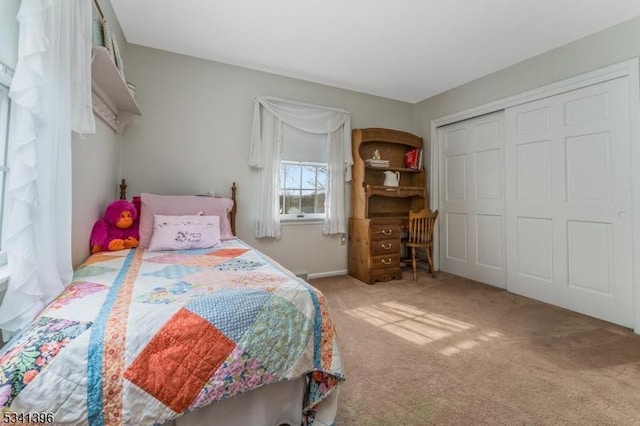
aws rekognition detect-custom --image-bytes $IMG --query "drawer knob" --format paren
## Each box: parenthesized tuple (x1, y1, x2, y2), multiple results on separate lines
(381, 229, 392, 235)
(381, 243, 392, 250)
(381, 258, 392, 265)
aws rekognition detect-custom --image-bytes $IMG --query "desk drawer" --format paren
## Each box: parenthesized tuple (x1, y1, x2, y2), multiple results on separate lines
(371, 254, 400, 270)
(371, 239, 401, 256)
(370, 224, 401, 240)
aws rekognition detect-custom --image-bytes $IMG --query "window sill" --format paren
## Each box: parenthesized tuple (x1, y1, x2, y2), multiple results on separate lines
(0, 264, 8, 293)
(281, 217, 324, 226)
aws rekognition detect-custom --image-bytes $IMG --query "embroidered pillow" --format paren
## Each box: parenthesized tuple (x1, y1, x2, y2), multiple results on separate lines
(148, 214, 221, 252)
(139, 193, 235, 248)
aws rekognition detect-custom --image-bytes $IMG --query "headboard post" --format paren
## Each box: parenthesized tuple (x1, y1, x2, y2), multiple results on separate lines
(231, 182, 237, 236)
(119, 179, 127, 200)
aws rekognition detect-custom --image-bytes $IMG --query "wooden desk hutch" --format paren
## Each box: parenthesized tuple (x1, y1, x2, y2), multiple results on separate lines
(348, 128, 426, 284)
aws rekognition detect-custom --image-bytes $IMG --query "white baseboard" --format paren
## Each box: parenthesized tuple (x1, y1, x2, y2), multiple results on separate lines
(308, 270, 348, 280)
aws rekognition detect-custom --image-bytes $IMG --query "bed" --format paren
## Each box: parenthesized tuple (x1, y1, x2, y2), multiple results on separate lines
(0, 183, 344, 425)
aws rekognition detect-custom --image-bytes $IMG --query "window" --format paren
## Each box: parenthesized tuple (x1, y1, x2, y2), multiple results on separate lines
(249, 96, 351, 238)
(0, 65, 12, 264)
(279, 161, 328, 219)
(279, 123, 328, 221)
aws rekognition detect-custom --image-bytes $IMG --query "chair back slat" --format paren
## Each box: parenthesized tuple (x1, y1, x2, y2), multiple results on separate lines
(407, 208, 439, 280)
(408, 208, 438, 245)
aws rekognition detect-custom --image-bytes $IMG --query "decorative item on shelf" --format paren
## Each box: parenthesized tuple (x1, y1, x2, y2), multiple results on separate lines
(383, 171, 400, 187)
(126, 82, 136, 98)
(404, 147, 420, 169)
(92, 18, 104, 46)
(89, 0, 142, 136)
(96, 0, 124, 81)
(101, 19, 115, 64)
(365, 149, 389, 167)
(91, 1, 105, 47)
(365, 159, 389, 168)
(111, 34, 125, 80)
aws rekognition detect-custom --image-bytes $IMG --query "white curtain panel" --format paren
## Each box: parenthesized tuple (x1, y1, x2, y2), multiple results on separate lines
(249, 96, 352, 238)
(0, 0, 95, 339)
(323, 125, 348, 235)
(250, 103, 283, 239)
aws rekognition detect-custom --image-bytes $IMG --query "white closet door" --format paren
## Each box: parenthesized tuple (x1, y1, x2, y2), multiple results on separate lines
(505, 76, 633, 327)
(438, 112, 506, 288)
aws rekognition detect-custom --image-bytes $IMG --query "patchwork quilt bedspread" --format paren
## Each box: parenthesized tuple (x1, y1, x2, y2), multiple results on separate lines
(0, 239, 344, 425)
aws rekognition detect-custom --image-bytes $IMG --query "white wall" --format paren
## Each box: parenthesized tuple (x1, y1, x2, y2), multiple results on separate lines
(71, 122, 123, 267)
(414, 15, 640, 159)
(120, 45, 415, 275)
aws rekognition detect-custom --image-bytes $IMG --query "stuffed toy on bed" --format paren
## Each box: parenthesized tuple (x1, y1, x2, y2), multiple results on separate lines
(90, 199, 139, 254)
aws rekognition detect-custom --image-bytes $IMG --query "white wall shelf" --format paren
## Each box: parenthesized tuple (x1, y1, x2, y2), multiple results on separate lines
(91, 46, 141, 133)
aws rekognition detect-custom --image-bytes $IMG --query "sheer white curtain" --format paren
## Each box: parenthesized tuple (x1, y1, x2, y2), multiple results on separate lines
(0, 0, 95, 339)
(249, 96, 352, 238)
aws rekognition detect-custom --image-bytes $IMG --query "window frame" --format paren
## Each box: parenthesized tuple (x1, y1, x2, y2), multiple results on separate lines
(279, 160, 328, 222)
(0, 63, 13, 267)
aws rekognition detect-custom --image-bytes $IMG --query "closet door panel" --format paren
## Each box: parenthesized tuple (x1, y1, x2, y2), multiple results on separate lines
(505, 76, 633, 327)
(438, 112, 506, 288)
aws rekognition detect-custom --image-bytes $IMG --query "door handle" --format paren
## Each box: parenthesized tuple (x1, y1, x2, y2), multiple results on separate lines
(618, 211, 627, 218)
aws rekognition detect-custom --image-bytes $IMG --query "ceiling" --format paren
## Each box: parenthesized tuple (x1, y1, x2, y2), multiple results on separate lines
(110, 0, 640, 104)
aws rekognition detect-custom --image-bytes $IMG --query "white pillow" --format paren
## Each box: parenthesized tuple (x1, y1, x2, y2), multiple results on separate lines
(148, 214, 221, 252)
(139, 193, 235, 248)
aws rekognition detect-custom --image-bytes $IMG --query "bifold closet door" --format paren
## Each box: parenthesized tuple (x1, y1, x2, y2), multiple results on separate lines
(438, 112, 506, 288)
(505, 76, 634, 327)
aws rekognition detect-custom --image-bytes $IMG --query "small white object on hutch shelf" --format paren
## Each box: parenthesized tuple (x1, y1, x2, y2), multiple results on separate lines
(91, 46, 142, 133)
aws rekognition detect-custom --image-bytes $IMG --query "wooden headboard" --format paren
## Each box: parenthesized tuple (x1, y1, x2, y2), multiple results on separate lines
(119, 179, 238, 236)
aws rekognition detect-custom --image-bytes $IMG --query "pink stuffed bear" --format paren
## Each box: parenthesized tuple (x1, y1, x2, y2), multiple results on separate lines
(90, 200, 139, 254)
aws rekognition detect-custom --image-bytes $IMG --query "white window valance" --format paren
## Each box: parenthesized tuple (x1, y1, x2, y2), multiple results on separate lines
(249, 96, 353, 238)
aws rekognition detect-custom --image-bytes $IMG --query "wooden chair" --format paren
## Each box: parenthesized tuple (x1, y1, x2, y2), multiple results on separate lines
(406, 208, 438, 280)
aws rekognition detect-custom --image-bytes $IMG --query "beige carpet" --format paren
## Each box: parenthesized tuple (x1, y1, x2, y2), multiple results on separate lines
(310, 268, 640, 425)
